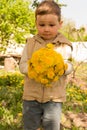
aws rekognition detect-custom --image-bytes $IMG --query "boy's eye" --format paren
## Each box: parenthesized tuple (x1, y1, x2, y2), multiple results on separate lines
(50, 24, 55, 26)
(39, 24, 45, 26)
(39, 24, 55, 27)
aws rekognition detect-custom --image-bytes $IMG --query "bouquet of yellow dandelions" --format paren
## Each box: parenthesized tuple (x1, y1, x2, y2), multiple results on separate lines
(28, 43, 68, 87)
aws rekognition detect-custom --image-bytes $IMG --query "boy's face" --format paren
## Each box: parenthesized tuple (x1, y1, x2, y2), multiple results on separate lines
(36, 14, 62, 40)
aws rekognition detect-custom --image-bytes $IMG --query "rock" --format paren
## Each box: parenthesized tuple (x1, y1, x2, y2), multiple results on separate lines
(4, 57, 18, 72)
(61, 113, 72, 128)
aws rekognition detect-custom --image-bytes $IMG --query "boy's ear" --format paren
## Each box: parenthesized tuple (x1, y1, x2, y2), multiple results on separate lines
(59, 21, 63, 29)
(60, 21, 63, 27)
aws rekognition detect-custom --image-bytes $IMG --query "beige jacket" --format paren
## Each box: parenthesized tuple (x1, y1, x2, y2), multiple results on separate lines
(19, 33, 73, 103)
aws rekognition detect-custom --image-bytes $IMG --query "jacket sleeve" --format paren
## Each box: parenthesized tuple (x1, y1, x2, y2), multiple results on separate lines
(64, 45, 73, 75)
(64, 60, 73, 75)
(54, 44, 73, 75)
(19, 43, 29, 75)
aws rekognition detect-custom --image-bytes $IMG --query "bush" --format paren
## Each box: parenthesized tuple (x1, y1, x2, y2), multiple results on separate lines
(63, 83, 87, 113)
(0, 71, 24, 129)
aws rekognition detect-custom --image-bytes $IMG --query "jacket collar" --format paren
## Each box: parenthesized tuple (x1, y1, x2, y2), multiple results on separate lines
(34, 32, 73, 50)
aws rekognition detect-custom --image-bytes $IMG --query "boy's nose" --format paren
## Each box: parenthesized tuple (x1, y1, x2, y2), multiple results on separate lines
(44, 26, 49, 31)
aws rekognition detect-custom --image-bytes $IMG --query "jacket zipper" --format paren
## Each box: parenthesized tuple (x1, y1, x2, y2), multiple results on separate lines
(41, 85, 44, 102)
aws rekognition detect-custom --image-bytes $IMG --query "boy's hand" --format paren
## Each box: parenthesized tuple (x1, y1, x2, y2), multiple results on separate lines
(64, 60, 73, 75)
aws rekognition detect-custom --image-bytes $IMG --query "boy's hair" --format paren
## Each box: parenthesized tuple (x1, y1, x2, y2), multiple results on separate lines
(35, 0, 61, 21)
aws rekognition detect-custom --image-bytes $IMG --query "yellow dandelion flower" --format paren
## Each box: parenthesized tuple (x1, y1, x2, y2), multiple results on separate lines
(28, 43, 66, 87)
(47, 68, 55, 79)
(53, 76, 59, 82)
(46, 43, 54, 49)
(18, 113, 22, 117)
(58, 69, 64, 76)
(64, 63, 68, 70)
(41, 78, 49, 84)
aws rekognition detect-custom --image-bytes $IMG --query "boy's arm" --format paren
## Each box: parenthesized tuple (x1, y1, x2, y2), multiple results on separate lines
(54, 44, 73, 75)
(19, 43, 29, 75)
(64, 46, 73, 75)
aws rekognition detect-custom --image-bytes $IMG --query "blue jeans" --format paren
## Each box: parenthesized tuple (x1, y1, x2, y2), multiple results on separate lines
(23, 100, 62, 130)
